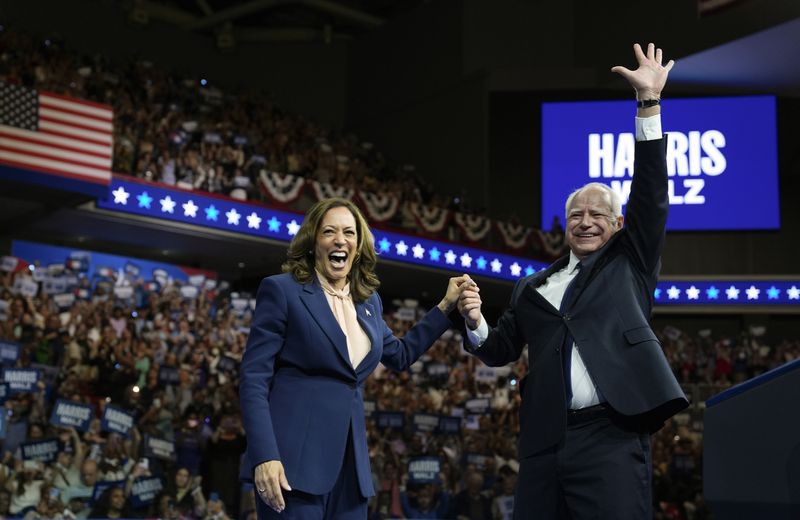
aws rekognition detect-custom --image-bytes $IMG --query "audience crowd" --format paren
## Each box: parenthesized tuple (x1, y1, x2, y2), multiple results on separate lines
(0, 255, 796, 520)
(0, 27, 566, 258)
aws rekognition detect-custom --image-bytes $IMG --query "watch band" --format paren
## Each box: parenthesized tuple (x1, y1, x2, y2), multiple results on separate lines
(637, 98, 661, 108)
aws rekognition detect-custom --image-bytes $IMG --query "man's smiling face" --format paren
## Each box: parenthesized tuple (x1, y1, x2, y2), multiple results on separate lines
(565, 186, 624, 260)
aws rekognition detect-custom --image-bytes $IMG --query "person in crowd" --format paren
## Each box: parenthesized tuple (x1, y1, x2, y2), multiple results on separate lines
(165, 466, 207, 519)
(7, 460, 46, 517)
(205, 413, 246, 518)
(240, 197, 468, 518)
(491, 470, 516, 520)
(175, 410, 207, 477)
(151, 492, 180, 520)
(0, 489, 12, 519)
(456, 43, 689, 519)
(88, 486, 129, 520)
(451, 471, 492, 520)
(204, 492, 231, 520)
(22, 484, 64, 520)
(399, 484, 450, 519)
(48, 428, 84, 493)
(59, 458, 99, 515)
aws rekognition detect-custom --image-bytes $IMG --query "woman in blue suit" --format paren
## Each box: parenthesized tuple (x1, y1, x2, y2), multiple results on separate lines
(240, 198, 468, 519)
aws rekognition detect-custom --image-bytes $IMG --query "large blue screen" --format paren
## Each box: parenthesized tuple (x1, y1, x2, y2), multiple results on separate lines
(541, 96, 779, 231)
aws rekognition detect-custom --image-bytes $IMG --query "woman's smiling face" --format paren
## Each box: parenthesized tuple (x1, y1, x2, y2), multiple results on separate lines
(314, 206, 358, 289)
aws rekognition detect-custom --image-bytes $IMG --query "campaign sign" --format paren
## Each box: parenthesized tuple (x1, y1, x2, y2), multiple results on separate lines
(130, 476, 164, 508)
(0, 409, 6, 439)
(217, 355, 237, 373)
(101, 405, 135, 437)
(53, 293, 76, 310)
(408, 457, 441, 484)
(363, 400, 376, 416)
(439, 416, 462, 435)
(231, 298, 249, 315)
(158, 366, 180, 385)
(475, 366, 497, 383)
(2, 368, 40, 393)
(374, 411, 405, 431)
(0, 256, 19, 272)
(412, 413, 440, 433)
(15, 277, 38, 297)
(43, 276, 67, 295)
(426, 363, 449, 379)
(67, 253, 90, 273)
(465, 398, 491, 415)
(21, 438, 59, 462)
(541, 96, 779, 231)
(114, 286, 134, 300)
(125, 262, 141, 278)
(464, 415, 481, 431)
(464, 452, 490, 470)
(180, 285, 199, 299)
(0, 341, 20, 365)
(153, 268, 168, 286)
(0, 383, 9, 403)
(50, 399, 94, 431)
(92, 480, 125, 506)
(144, 435, 177, 461)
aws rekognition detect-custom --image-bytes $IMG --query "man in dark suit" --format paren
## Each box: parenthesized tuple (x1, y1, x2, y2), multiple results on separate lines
(456, 43, 689, 519)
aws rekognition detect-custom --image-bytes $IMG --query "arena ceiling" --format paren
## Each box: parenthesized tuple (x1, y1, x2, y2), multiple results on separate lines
(128, 0, 426, 44)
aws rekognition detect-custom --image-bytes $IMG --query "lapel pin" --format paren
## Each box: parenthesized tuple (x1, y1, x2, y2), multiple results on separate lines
(366, 309, 372, 317)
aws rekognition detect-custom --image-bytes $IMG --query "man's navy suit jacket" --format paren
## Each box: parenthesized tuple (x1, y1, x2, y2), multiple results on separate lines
(469, 137, 689, 458)
(239, 272, 451, 496)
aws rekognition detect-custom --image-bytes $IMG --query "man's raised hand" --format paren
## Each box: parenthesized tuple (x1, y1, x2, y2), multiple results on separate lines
(611, 43, 674, 101)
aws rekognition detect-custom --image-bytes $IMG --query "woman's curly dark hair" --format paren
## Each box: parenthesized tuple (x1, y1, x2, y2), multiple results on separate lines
(282, 198, 379, 302)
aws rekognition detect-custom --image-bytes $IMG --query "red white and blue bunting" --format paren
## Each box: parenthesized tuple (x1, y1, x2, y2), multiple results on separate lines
(408, 203, 450, 234)
(357, 191, 400, 223)
(259, 171, 306, 203)
(532, 229, 568, 258)
(496, 221, 533, 250)
(454, 213, 492, 242)
(310, 181, 354, 201)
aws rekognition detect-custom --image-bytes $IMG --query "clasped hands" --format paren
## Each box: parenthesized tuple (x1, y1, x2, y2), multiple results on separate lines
(448, 274, 483, 331)
(437, 275, 482, 332)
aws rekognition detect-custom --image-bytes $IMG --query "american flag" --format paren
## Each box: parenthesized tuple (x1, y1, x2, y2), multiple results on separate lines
(0, 81, 113, 185)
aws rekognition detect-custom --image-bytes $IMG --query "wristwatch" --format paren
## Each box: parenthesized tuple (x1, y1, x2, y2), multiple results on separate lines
(637, 98, 660, 108)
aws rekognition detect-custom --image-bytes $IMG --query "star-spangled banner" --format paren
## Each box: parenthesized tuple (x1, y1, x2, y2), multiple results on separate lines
(653, 281, 800, 306)
(98, 179, 800, 301)
(98, 178, 549, 281)
(99, 178, 302, 242)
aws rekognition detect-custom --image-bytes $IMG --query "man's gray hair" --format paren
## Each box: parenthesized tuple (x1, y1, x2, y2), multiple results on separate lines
(564, 182, 623, 219)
